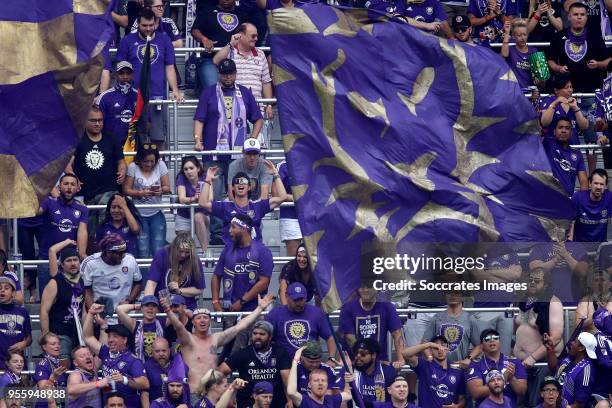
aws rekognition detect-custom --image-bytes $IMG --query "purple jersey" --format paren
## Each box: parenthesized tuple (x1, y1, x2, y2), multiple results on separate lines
(66, 370, 102, 408)
(176, 173, 206, 218)
(402, 0, 447, 23)
(528, 242, 588, 304)
(506, 46, 538, 89)
(99, 345, 147, 407)
(0, 303, 32, 369)
(214, 241, 273, 311)
(539, 95, 580, 145)
(338, 300, 402, 361)
(148, 246, 205, 310)
(116, 32, 176, 98)
(414, 356, 466, 407)
(265, 304, 332, 355)
(0, 372, 20, 397)
(543, 138, 586, 196)
(299, 394, 342, 408)
(365, 0, 402, 13)
(354, 362, 397, 403)
(297, 363, 344, 394)
(96, 220, 138, 255)
(467, 0, 506, 43)
(278, 161, 297, 219)
(373, 403, 420, 408)
(39, 197, 88, 259)
(33, 357, 68, 408)
(571, 190, 612, 243)
(555, 357, 594, 405)
(477, 397, 513, 408)
(593, 330, 612, 395)
(96, 86, 138, 145)
(466, 354, 527, 408)
(194, 397, 215, 408)
(209, 199, 271, 245)
(474, 251, 520, 308)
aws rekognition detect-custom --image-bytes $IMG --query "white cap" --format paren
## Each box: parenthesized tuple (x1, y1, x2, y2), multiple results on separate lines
(243, 138, 261, 153)
(577, 332, 597, 359)
(116, 61, 133, 72)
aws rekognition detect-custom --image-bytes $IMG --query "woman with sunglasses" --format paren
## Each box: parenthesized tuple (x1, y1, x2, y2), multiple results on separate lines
(95, 194, 141, 256)
(123, 144, 170, 258)
(194, 369, 229, 408)
(176, 156, 210, 252)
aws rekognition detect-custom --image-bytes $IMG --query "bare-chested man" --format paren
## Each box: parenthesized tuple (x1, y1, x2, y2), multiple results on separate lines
(160, 293, 275, 406)
(514, 267, 564, 407)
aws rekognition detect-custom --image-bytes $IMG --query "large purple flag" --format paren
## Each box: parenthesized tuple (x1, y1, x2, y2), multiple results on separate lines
(269, 5, 575, 312)
(0, 0, 114, 217)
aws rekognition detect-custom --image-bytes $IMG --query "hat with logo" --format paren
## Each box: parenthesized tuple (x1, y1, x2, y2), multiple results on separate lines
(452, 15, 470, 31)
(99, 233, 127, 252)
(218, 58, 237, 74)
(243, 138, 261, 154)
(287, 282, 307, 300)
(116, 61, 133, 72)
(577, 332, 598, 359)
(540, 376, 561, 390)
(0, 275, 16, 290)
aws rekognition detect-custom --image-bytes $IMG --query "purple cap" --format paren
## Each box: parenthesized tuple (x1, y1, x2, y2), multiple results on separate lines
(593, 307, 611, 332)
(170, 294, 186, 306)
(253, 381, 274, 395)
(287, 282, 307, 300)
(141, 295, 159, 307)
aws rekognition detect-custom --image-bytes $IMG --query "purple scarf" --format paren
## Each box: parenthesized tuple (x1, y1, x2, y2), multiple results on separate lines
(215, 84, 247, 159)
(600, 0, 612, 46)
(565, 29, 588, 62)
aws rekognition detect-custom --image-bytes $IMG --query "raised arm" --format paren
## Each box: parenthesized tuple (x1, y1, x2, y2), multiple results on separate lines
(198, 166, 217, 212)
(401, 342, 442, 366)
(287, 346, 305, 406)
(77, 222, 88, 260)
(216, 378, 247, 408)
(48, 239, 77, 277)
(115, 303, 138, 332)
(83, 303, 105, 355)
(115, 195, 140, 234)
(215, 294, 276, 346)
(160, 296, 192, 348)
(263, 160, 287, 209)
(40, 279, 58, 335)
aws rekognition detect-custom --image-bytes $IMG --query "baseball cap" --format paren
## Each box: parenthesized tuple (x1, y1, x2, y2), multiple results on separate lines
(253, 320, 274, 335)
(243, 138, 261, 154)
(59, 246, 79, 263)
(170, 294, 186, 306)
(106, 324, 131, 338)
(253, 381, 273, 395)
(141, 295, 160, 307)
(0, 275, 16, 290)
(116, 61, 133, 72)
(577, 332, 597, 359)
(303, 341, 322, 359)
(540, 377, 561, 390)
(287, 282, 307, 300)
(430, 335, 448, 345)
(485, 370, 504, 383)
(452, 15, 470, 31)
(354, 337, 380, 355)
(218, 58, 237, 74)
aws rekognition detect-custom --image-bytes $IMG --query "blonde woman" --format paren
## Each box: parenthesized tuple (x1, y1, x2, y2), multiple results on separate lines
(194, 369, 229, 408)
(501, 19, 540, 89)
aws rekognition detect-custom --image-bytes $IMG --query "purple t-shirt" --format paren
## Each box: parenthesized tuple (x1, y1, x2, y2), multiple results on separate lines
(528, 242, 588, 304)
(96, 87, 138, 146)
(299, 394, 342, 408)
(99, 345, 147, 407)
(209, 199, 271, 245)
(402, 0, 447, 23)
(354, 362, 397, 403)
(478, 397, 513, 408)
(18, 215, 44, 228)
(193, 84, 263, 161)
(0, 303, 32, 369)
(116, 32, 176, 98)
(373, 403, 420, 408)
(539, 95, 580, 145)
(543, 139, 586, 196)
(297, 363, 343, 394)
(214, 241, 273, 311)
(414, 356, 466, 407)
(506, 46, 538, 89)
(33, 357, 69, 408)
(365, 0, 402, 13)
(96, 220, 138, 255)
(278, 161, 297, 219)
(593, 330, 612, 395)
(148, 246, 205, 310)
(265, 304, 332, 356)
(39, 197, 88, 259)
(571, 190, 612, 243)
(176, 173, 206, 218)
(466, 354, 527, 408)
(338, 300, 401, 361)
(555, 357, 594, 405)
(0, 372, 19, 397)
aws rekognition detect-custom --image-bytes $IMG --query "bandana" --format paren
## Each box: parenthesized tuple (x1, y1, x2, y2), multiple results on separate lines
(565, 29, 588, 62)
(6, 370, 20, 385)
(230, 217, 251, 231)
(115, 82, 132, 95)
(192, 308, 212, 317)
(254, 346, 274, 367)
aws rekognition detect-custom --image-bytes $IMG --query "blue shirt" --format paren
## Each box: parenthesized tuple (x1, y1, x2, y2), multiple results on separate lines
(402, 0, 447, 22)
(466, 354, 527, 408)
(39, 197, 88, 259)
(96, 86, 138, 146)
(555, 357, 594, 405)
(543, 138, 586, 196)
(571, 190, 612, 243)
(99, 345, 146, 408)
(209, 199, 271, 245)
(414, 356, 466, 407)
(353, 361, 397, 403)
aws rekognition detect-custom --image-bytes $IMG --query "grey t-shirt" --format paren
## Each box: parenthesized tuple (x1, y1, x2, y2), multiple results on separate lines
(228, 157, 273, 200)
(421, 310, 480, 363)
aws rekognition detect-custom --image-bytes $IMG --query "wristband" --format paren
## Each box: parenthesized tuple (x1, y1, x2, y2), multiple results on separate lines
(122, 376, 129, 386)
(95, 381, 100, 388)
(212, 299, 220, 304)
(533, 14, 541, 21)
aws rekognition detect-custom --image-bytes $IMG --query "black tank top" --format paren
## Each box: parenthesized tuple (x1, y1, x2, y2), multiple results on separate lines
(49, 274, 84, 339)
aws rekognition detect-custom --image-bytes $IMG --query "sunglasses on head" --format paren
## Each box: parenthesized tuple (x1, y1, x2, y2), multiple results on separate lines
(233, 177, 249, 185)
(143, 143, 158, 150)
(484, 335, 500, 342)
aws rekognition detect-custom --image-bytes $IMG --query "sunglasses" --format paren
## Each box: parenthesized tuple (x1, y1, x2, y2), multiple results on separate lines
(233, 177, 249, 185)
(456, 27, 469, 33)
(484, 335, 500, 342)
(143, 143, 158, 150)
(528, 277, 544, 284)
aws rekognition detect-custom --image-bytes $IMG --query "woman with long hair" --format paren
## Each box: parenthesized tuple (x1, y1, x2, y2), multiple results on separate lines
(123, 143, 170, 258)
(194, 369, 229, 408)
(95, 194, 141, 255)
(144, 233, 205, 310)
(176, 156, 210, 252)
(0, 352, 25, 407)
(278, 243, 320, 306)
(540, 75, 588, 145)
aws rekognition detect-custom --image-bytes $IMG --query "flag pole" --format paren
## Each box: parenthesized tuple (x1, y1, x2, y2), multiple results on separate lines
(326, 316, 366, 408)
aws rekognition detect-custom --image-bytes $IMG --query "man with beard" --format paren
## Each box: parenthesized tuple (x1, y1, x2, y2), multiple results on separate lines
(218, 321, 291, 407)
(96, 61, 138, 146)
(0, 276, 32, 369)
(372, 376, 421, 408)
(83, 304, 150, 407)
(352, 338, 397, 403)
(36, 173, 88, 295)
(287, 346, 354, 408)
(294, 342, 344, 396)
(467, 329, 527, 408)
(401, 336, 466, 408)
(535, 377, 565, 408)
(571, 169, 612, 249)
(160, 291, 276, 407)
(41, 240, 85, 355)
(150, 357, 190, 408)
(142, 337, 190, 406)
(116, 295, 165, 361)
(66, 346, 105, 407)
(478, 371, 513, 408)
(81, 234, 141, 314)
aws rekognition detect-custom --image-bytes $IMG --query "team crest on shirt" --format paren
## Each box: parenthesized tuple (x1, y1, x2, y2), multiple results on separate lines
(122, 227, 130, 234)
(85, 149, 105, 170)
(285, 320, 310, 348)
(426, 6, 433, 14)
(248, 271, 256, 282)
(440, 324, 464, 352)
(449, 375, 456, 384)
(571, 153, 577, 161)
(247, 210, 255, 218)
(119, 361, 126, 369)
(217, 12, 239, 32)
(603, 210, 609, 217)
(137, 43, 160, 64)
(74, 210, 81, 218)
(122, 266, 129, 273)
(224, 279, 233, 290)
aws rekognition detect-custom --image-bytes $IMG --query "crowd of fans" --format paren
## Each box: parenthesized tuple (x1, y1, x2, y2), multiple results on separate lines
(1, 0, 612, 407)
